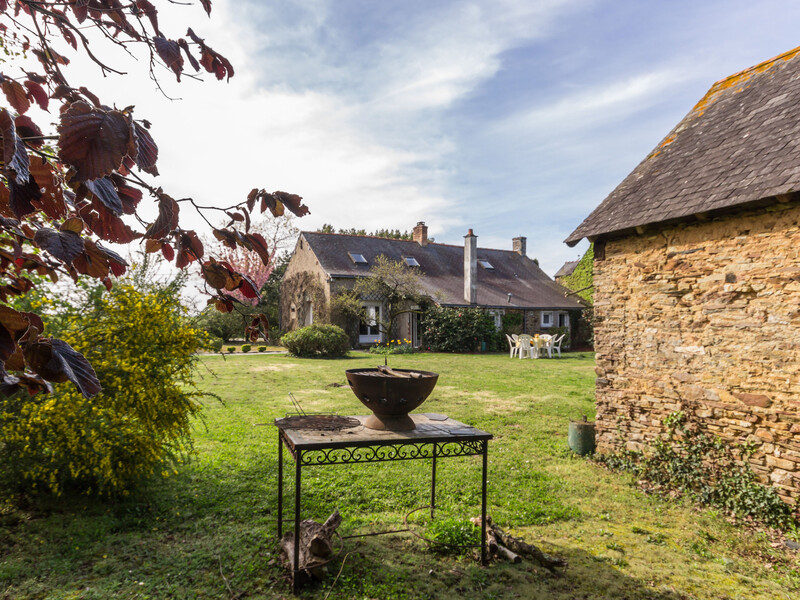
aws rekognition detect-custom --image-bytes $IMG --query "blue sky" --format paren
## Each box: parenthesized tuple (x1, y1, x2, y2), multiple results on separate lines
(53, 0, 800, 276)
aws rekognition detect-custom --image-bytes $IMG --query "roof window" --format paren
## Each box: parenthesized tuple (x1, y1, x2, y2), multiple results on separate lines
(478, 260, 494, 270)
(404, 256, 420, 267)
(348, 252, 368, 265)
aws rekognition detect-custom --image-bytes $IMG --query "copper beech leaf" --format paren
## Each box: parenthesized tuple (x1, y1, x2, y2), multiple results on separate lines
(131, 121, 158, 175)
(175, 230, 203, 268)
(154, 36, 183, 81)
(15, 114, 44, 147)
(24, 80, 49, 111)
(2, 78, 30, 114)
(201, 259, 231, 290)
(0, 109, 30, 184)
(33, 228, 84, 264)
(273, 191, 310, 217)
(238, 273, 259, 299)
(58, 101, 132, 182)
(24, 337, 101, 398)
(0, 369, 53, 398)
(84, 177, 123, 215)
(145, 194, 179, 239)
(135, 0, 159, 34)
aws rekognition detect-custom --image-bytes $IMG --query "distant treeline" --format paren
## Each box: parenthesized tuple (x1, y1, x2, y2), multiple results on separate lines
(317, 224, 413, 240)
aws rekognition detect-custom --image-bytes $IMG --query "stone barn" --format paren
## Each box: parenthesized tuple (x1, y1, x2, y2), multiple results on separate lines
(566, 47, 800, 503)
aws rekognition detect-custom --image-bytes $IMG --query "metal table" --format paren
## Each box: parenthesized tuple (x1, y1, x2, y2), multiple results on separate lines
(276, 413, 492, 592)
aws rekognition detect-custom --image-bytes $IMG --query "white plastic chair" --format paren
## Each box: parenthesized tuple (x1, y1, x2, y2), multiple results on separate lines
(538, 334, 553, 358)
(506, 334, 519, 358)
(518, 335, 533, 359)
(551, 334, 566, 358)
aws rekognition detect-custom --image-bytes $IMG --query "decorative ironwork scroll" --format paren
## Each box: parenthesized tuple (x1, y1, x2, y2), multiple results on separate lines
(295, 439, 487, 466)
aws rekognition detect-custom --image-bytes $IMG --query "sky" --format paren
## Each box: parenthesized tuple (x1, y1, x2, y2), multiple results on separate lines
(14, 0, 800, 276)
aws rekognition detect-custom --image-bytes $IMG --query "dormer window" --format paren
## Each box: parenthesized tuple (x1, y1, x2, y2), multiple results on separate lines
(404, 256, 420, 267)
(348, 252, 368, 264)
(478, 260, 494, 270)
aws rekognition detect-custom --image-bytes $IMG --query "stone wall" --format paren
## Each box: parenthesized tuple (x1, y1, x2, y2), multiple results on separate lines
(594, 201, 800, 503)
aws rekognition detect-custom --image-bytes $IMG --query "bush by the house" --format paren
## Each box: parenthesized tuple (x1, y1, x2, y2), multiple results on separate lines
(258, 346, 267, 352)
(0, 281, 208, 497)
(282, 324, 350, 357)
(241, 344, 252, 353)
(227, 346, 236, 353)
(420, 306, 502, 352)
(208, 337, 224, 353)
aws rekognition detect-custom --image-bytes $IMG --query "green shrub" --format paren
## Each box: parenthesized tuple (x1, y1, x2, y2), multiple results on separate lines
(208, 337, 224, 353)
(420, 306, 501, 352)
(426, 516, 479, 555)
(240, 344, 252, 353)
(0, 282, 208, 497)
(227, 346, 236, 353)
(282, 324, 349, 357)
(597, 411, 797, 529)
(258, 346, 267, 352)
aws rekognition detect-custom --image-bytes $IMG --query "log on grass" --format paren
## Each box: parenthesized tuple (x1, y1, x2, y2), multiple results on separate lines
(280, 510, 342, 581)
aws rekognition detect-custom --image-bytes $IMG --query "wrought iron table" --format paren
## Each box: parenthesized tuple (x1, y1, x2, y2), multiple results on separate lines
(275, 413, 492, 592)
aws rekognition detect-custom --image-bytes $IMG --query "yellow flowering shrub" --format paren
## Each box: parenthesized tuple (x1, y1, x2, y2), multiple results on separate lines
(0, 283, 208, 497)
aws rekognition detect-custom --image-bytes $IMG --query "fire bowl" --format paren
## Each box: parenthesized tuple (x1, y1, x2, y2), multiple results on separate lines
(345, 367, 439, 431)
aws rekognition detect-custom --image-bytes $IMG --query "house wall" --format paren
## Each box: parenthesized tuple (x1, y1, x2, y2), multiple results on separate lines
(594, 202, 800, 503)
(280, 237, 331, 331)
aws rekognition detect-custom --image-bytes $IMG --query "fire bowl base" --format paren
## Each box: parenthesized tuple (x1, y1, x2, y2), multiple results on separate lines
(364, 413, 416, 431)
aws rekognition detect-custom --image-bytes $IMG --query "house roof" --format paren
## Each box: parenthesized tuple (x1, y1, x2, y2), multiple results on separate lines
(565, 46, 800, 246)
(300, 231, 584, 310)
(554, 260, 579, 278)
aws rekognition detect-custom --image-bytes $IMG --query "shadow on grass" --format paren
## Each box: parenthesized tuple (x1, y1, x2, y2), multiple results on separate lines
(297, 536, 686, 600)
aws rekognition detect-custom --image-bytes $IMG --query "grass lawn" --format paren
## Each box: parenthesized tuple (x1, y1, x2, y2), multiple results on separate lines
(1, 352, 798, 599)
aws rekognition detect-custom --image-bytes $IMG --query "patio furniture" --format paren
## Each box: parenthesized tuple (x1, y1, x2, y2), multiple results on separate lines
(538, 334, 553, 358)
(506, 334, 519, 358)
(551, 334, 565, 358)
(518, 335, 534, 359)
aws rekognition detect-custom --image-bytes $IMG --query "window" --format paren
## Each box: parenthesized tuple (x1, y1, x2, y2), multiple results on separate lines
(558, 312, 569, 328)
(348, 252, 368, 264)
(359, 302, 382, 344)
(404, 256, 420, 267)
(478, 260, 494, 270)
(487, 310, 503, 331)
(541, 311, 553, 328)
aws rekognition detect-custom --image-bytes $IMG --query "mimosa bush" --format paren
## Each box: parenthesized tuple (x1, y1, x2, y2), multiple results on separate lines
(0, 282, 209, 497)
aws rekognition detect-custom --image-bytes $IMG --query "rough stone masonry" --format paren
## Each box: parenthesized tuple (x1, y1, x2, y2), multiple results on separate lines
(593, 201, 800, 504)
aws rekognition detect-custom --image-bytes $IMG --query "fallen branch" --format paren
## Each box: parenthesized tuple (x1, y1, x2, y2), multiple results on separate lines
(470, 516, 566, 571)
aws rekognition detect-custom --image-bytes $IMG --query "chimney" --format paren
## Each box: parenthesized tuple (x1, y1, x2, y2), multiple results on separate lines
(513, 236, 527, 256)
(413, 221, 428, 246)
(464, 229, 477, 305)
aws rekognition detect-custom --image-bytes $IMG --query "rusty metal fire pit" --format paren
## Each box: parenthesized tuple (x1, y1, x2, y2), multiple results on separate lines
(345, 366, 439, 431)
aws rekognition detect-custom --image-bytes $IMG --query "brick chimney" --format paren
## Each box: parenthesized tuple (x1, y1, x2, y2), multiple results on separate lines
(464, 229, 477, 305)
(413, 221, 428, 246)
(513, 236, 527, 256)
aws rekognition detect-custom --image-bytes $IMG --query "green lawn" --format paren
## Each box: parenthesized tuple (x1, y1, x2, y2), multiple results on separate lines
(1, 352, 798, 599)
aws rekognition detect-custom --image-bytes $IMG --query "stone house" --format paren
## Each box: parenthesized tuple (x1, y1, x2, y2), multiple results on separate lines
(565, 47, 800, 503)
(281, 222, 585, 347)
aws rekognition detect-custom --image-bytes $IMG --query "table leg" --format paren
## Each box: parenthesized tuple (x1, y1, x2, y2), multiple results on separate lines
(481, 440, 488, 565)
(430, 443, 437, 520)
(277, 430, 283, 540)
(293, 449, 302, 594)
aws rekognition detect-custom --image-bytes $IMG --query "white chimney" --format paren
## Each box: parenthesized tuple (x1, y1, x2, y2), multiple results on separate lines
(464, 229, 477, 304)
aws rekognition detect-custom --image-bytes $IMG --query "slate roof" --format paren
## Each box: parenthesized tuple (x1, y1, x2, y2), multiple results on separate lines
(554, 260, 579, 278)
(301, 231, 584, 310)
(566, 46, 800, 246)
